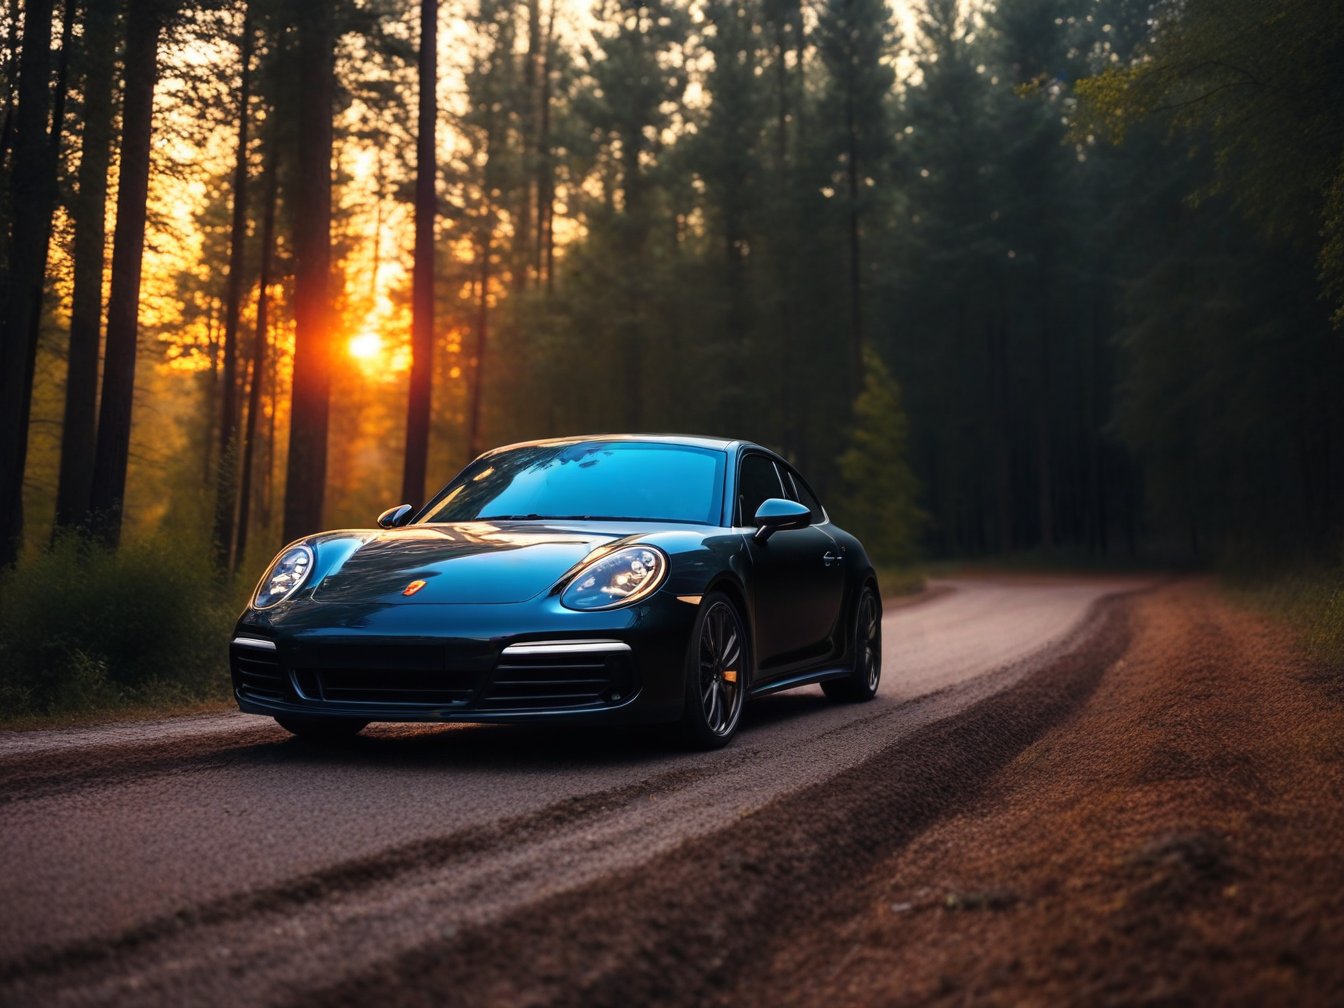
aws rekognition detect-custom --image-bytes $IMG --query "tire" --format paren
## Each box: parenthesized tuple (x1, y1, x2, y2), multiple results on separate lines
(275, 715, 369, 741)
(678, 592, 749, 749)
(822, 584, 882, 703)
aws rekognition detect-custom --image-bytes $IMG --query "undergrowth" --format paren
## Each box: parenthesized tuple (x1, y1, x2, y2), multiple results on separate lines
(1226, 562, 1344, 674)
(0, 534, 245, 723)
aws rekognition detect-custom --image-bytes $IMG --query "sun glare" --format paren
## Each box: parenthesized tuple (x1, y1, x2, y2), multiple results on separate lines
(349, 331, 383, 362)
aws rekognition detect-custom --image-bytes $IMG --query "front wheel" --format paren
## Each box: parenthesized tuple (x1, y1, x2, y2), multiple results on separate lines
(275, 715, 369, 741)
(678, 592, 748, 749)
(822, 584, 882, 702)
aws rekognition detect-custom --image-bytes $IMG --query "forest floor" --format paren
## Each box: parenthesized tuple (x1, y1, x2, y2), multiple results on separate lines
(727, 579, 1344, 1006)
(300, 579, 1343, 1007)
(3, 578, 1340, 1006)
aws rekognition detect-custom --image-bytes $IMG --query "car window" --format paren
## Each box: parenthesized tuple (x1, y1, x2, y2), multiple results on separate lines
(418, 442, 727, 525)
(737, 454, 785, 526)
(784, 467, 826, 523)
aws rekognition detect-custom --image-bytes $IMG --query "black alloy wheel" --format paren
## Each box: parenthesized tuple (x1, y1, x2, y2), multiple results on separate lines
(679, 592, 747, 749)
(822, 584, 882, 702)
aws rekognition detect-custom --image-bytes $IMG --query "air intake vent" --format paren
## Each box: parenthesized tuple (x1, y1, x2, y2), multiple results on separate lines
(481, 650, 631, 710)
(291, 641, 475, 707)
(232, 648, 285, 701)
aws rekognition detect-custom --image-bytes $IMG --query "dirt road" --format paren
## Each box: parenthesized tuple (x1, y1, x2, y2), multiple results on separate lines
(0, 576, 1159, 1005)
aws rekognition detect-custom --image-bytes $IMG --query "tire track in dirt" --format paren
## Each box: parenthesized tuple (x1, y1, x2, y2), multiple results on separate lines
(0, 761, 719, 988)
(0, 578, 1146, 1006)
(287, 593, 1135, 1008)
(0, 725, 285, 806)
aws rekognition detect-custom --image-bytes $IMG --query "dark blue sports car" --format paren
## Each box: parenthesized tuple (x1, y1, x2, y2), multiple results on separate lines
(231, 435, 882, 748)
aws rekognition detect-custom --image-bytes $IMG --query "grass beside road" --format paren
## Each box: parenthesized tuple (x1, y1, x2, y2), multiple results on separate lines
(0, 534, 244, 728)
(1228, 564, 1344, 676)
(875, 566, 927, 600)
(2, 542, 1335, 732)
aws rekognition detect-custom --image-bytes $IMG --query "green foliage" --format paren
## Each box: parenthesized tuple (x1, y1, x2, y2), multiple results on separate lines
(836, 349, 922, 564)
(1229, 557, 1344, 676)
(0, 535, 238, 718)
(1076, 0, 1344, 327)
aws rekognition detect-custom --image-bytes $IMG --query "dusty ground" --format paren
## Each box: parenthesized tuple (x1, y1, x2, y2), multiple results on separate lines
(298, 581, 1343, 1007)
(758, 579, 1344, 1006)
(0, 577, 1140, 1006)
(3, 577, 1339, 1006)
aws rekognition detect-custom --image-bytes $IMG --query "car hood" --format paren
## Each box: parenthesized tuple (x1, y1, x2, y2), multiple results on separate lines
(309, 522, 628, 605)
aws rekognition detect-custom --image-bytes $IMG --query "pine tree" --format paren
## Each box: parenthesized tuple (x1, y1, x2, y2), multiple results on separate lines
(837, 348, 922, 564)
(814, 0, 898, 397)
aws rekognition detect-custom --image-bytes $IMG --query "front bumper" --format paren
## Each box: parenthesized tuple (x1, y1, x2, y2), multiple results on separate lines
(230, 592, 695, 726)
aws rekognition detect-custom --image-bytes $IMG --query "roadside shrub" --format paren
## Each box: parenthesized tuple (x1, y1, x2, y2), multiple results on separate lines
(835, 347, 924, 565)
(1228, 554, 1344, 676)
(0, 534, 239, 719)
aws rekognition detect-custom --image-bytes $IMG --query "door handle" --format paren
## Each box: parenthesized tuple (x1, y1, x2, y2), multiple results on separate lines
(822, 551, 841, 566)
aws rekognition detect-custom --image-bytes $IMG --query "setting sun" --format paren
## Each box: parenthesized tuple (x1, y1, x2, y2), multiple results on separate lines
(348, 331, 383, 361)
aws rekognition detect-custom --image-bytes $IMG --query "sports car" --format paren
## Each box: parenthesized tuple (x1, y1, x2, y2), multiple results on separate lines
(230, 434, 882, 748)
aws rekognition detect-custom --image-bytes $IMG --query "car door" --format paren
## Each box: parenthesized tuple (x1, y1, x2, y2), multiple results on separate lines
(779, 461, 846, 642)
(737, 453, 845, 678)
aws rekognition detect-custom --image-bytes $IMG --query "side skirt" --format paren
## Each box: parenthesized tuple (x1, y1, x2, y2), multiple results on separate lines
(748, 666, 850, 698)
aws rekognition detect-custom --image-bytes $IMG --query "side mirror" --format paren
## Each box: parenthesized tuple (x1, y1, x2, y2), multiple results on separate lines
(752, 498, 811, 543)
(377, 504, 414, 529)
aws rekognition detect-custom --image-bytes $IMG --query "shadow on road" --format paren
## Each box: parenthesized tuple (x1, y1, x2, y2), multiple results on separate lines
(258, 688, 841, 772)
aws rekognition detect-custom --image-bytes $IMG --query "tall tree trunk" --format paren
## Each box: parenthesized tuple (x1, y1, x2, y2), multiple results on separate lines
(534, 0, 556, 291)
(200, 299, 220, 485)
(211, 8, 254, 568)
(0, 0, 56, 564)
(518, 0, 539, 288)
(401, 0, 437, 507)
(844, 81, 863, 399)
(88, 0, 165, 547)
(235, 125, 279, 571)
(282, 1, 335, 543)
(991, 316, 1013, 552)
(54, 0, 118, 537)
(0, 0, 22, 157)
(537, 0, 555, 291)
(467, 244, 490, 462)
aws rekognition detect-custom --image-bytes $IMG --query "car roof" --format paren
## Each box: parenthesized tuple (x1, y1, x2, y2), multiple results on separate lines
(480, 433, 757, 456)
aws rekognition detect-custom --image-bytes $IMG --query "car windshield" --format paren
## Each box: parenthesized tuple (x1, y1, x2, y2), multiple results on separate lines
(417, 441, 727, 526)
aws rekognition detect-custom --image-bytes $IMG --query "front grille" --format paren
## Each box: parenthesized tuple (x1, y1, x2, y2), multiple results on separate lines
(233, 638, 634, 713)
(289, 641, 475, 707)
(309, 667, 475, 706)
(480, 652, 631, 710)
(234, 649, 285, 701)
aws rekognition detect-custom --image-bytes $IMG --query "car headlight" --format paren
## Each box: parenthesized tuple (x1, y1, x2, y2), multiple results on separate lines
(560, 545, 668, 611)
(253, 545, 314, 609)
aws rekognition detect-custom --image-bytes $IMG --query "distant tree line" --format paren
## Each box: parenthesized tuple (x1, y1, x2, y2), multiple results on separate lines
(0, 0, 1339, 573)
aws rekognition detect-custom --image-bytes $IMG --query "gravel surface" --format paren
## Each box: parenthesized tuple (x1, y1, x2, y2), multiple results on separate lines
(745, 578, 1344, 1006)
(0, 576, 1148, 1006)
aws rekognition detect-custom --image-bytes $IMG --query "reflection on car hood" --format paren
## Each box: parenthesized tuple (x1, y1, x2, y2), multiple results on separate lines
(311, 522, 623, 604)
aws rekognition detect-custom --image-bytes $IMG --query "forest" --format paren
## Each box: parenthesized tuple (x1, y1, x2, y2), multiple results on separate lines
(0, 0, 1342, 712)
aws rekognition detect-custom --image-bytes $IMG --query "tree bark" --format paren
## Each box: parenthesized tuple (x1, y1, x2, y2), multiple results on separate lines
(0, 0, 22, 157)
(88, 0, 166, 547)
(844, 80, 863, 400)
(538, 0, 556, 290)
(54, 0, 118, 537)
(518, 0, 539, 288)
(401, 0, 437, 507)
(0, 0, 56, 564)
(211, 8, 254, 568)
(282, 1, 335, 543)
(235, 124, 279, 571)
(467, 243, 490, 463)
